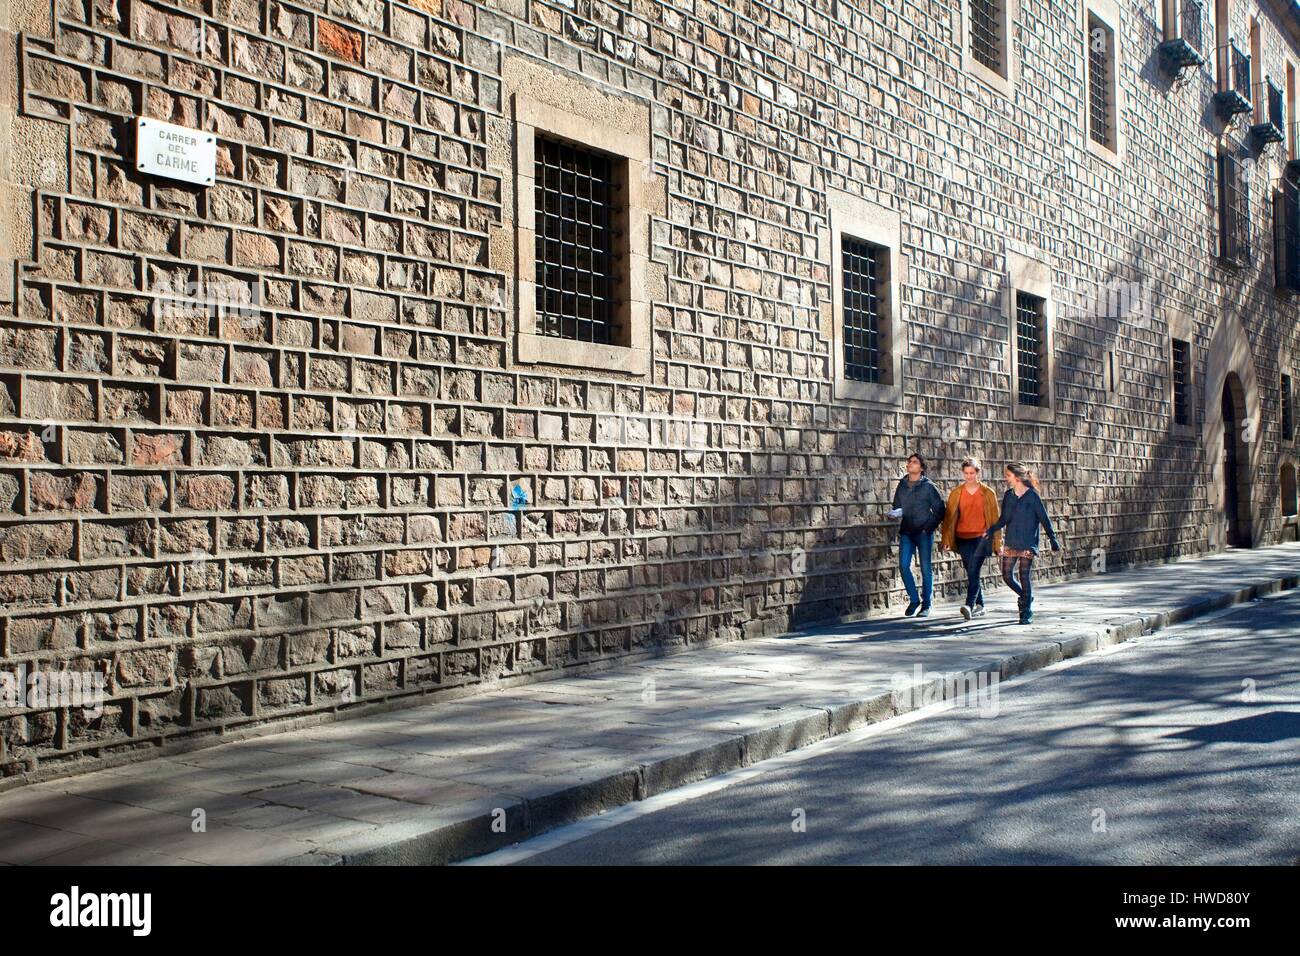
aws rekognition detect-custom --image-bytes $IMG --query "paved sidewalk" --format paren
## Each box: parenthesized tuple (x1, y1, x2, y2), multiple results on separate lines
(1, 544, 1297, 865)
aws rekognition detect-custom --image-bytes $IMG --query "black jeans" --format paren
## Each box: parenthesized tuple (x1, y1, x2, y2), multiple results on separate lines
(955, 536, 987, 608)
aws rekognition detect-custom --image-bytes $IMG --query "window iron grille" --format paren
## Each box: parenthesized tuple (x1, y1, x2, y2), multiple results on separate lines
(534, 136, 615, 345)
(1172, 338, 1192, 427)
(1015, 291, 1046, 408)
(1276, 167, 1300, 292)
(1214, 41, 1253, 118)
(1250, 77, 1285, 144)
(969, 0, 1006, 77)
(1218, 152, 1251, 267)
(842, 237, 885, 384)
(1284, 374, 1294, 441)
(1087, 15, 1115, 149)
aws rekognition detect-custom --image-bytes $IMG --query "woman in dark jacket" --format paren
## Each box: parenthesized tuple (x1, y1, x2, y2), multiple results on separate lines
(890, 452, 945, 618)
(983, 462, 1061, 624)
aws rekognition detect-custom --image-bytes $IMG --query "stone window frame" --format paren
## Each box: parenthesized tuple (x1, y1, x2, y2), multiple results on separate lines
(962, 0, 1018, 97)
(1168, 312, 1197, 440)
(495, 65, 653, 378)
(1007, 251, 1056, 424)
(1082, 0, 1125, 165)
(826, 188, 905, 407)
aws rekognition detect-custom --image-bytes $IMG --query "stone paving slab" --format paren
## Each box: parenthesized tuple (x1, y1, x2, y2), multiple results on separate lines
(0, 544, 1296, 866)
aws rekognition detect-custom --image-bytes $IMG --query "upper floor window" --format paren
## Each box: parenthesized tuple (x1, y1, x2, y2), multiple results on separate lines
(1087, 12, 1118, 152)
(970, 0, 1009, 77)
(1274, 166, 1300, 291)
(1288, 61, 1297, 159)
(1217, 151, 1251, 267)
(963, 0, 1014, 94)
(1157, 0, 1207, 72)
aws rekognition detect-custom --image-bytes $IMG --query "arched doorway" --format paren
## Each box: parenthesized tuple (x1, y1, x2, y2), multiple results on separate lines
(1221, 372, 1253, 547)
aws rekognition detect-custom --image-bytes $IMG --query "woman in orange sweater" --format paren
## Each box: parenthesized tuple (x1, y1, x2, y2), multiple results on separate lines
(939, 457, 1001, 620)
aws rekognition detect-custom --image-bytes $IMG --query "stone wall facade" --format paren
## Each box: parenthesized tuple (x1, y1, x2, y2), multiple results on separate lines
(0, 0, 1297, 781)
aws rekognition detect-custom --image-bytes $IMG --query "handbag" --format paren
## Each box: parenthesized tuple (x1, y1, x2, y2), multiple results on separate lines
(974, 534, 994, 559)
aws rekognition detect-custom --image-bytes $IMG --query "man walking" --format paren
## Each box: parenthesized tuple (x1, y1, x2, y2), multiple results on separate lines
(889, 452, 945, 618)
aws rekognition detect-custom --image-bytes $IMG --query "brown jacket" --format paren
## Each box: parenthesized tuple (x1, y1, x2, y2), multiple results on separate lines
(940, 482, 1001, 553)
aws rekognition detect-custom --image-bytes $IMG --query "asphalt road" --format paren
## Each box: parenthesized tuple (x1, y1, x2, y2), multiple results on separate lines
(480, 590, 1300, 865)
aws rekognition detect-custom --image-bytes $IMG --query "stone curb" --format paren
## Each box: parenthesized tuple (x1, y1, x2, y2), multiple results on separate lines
(337, 570, 1300, 866)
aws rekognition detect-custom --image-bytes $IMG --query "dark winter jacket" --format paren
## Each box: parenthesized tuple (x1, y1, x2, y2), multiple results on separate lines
(986, 486, 1061, 554)
(891, 475, 945, 537)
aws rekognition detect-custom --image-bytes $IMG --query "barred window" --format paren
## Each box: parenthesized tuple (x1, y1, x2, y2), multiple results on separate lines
(1274, 167, 1300, 291)
(534, 135, 615, 345)
(970, 0, 1008, 77)
(1087, 14, 1117, 151)
(1015, 291, 1046, 407)
(842, 236, 887, 384)
(1217, 152, 1251, 265)
(1166, 0, 1205, 54)
(828, 191, 901, 404)
(1284, 373, 1294, 441)
(1172, 338, 1192, 427)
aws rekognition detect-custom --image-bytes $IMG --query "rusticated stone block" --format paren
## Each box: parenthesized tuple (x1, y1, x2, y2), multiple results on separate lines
(196, 684, 250, 720)
(318, 20, 364, 64)
(29, 472, 99, 513)
(0, 521, 73, 561)
(131, 432, 184, 465)
(102, 385, 155, 422)
(177, 474, 235, 511)
(117, 648, 174, 687)
(259, 676, 308, 709)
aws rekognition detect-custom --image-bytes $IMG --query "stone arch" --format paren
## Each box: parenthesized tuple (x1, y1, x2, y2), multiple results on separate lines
(1203, 310, 1263, 548)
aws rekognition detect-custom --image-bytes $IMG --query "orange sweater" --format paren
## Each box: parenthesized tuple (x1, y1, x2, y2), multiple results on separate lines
(955, 488, 986, 537)
(939, 482, 1002, 552)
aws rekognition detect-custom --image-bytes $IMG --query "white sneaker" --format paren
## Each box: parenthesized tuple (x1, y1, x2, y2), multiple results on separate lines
(960, 605, 972, 621)
(972, 605, 986, 618)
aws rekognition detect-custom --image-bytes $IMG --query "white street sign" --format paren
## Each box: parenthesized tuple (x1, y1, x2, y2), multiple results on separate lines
(135, 117, 216, 186)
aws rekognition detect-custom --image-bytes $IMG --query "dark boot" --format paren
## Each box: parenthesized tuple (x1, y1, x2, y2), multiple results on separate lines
(1019, 597, 1033, 625)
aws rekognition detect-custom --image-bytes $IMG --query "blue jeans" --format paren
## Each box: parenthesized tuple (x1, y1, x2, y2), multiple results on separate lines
(898, 531, 934, 607)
